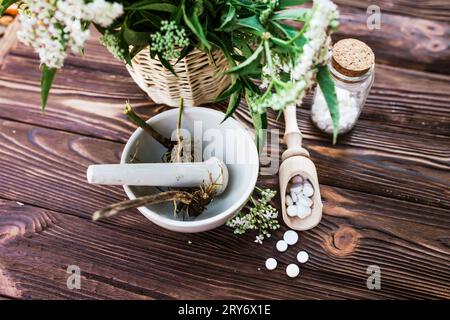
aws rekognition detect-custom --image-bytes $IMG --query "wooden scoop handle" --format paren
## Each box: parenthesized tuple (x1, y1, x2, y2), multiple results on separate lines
(282, 104, 310, 160)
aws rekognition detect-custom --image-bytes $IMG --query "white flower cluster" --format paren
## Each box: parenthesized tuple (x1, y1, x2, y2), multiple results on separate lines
(255, 0, 339, 113)
(290, 0, 338, 81)
(17, 0, 123, 69)
(227, 188, 280, 244)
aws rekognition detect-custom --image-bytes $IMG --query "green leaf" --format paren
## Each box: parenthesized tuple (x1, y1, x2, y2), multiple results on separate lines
(138, 10, 163, 29)
(118, 30, 132, 65)
(40, 65, 57, 111)
(279, 0, 309, 9)
(157, 53, 177, 77)
(221, 91, 241, 123)
(125, 2, 177, 13)
(237, 15, 265, 35)
(130, 45, 147, 59)
(0, 0, 17, 15)
(216, 79, 242, 102)
(273, 8, 308, 21)
(182, 4, 211, 50)
(217, 4, 236, 31)
(250, 107, 267, 153)
(175, 44, 194, 64)
(123, 25, 150, 46)
(226, 43, 263, 74)
(269, 22, 307, 48)
(241, 76, 260, 94)
(317, 65, 340, 144)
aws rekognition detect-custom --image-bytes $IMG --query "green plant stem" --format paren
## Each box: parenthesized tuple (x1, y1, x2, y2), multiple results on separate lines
(287, 6, 316, 45)
(124, 101, 174, 149)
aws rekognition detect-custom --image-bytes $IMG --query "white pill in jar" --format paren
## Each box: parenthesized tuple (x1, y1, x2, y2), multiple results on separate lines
(286, 264, 300, 278)
(276, 240, 288, 252)
(265, 258, 277, 270)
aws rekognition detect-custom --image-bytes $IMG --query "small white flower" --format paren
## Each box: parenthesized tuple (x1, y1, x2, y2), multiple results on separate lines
(227, 188, 279, 244)
(18, 0, 123, 69)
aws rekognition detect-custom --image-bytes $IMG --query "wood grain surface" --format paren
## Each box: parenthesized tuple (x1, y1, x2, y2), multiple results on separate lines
(0, 1, 449, 300)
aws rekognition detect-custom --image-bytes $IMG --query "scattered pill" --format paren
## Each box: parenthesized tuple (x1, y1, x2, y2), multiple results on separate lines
(285, 194, 293, 206)
(265, 258, 277, 270)
(297, 251, 309, 263)
(292, 175, 304, 184)
(297, 205, 311, 219)
(283, 230, 299, 245)
(276, 240, 288, 252)
(287, 205, 298, 217)
(286, 264, 300, 278)
(303, 182, 314, 197)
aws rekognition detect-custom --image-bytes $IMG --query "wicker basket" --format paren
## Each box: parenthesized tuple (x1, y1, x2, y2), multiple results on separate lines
(126, 47, 231, 107)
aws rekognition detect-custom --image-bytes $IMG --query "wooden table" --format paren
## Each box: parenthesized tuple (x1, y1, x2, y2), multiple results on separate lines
(0, 2, 449, 300)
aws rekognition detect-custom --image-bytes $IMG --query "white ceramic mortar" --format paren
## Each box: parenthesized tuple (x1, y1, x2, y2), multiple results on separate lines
(121, 107, 259, 233)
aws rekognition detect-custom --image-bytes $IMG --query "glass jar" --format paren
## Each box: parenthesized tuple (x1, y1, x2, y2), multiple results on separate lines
(311, 39, 375, 135)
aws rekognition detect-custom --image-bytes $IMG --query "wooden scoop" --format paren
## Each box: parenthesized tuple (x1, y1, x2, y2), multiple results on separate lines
(279, 104, 323, 230)
(87, 157, 229, 194)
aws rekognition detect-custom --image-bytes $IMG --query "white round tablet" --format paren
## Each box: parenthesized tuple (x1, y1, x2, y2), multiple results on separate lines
(265, 258, 277, 270)
(290, 192, 298, 203)
(290, 184, 303, 194)
(276, 240, 288, 252)
(286, 264, 300, 278)
(302, 183, 314, 197)
(296, 195, 313, 207)
(297, 205, 312, 219)
(292, 175, 304, 184)
(283, 230, 298, 245)
(285, 194, 293, 206)
(297, 251, 309, 263)
(287, 205, 298, 217)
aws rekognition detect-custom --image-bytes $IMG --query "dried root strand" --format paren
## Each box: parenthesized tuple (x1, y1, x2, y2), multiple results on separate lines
(93, 191, 192, 221)
(175, 172, 221, 217)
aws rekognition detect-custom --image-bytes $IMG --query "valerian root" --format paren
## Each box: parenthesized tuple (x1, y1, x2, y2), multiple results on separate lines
(93, 191, 193, 221)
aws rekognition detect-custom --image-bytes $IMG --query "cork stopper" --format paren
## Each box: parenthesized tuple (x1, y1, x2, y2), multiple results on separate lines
(332, 38, 375, 77)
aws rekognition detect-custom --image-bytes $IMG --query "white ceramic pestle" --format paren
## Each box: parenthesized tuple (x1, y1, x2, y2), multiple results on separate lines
(279, 104, 323, 230)
(87, 157, 229, 194)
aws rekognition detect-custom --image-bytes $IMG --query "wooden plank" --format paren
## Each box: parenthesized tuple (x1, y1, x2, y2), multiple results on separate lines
(334, 7, 450, 75)
(1, 185, 448, 300)
(334, 0, 450, 22)
(0, 120, 448, 299)
(0, 19, 18, 66)
(1, 47, 449, 139)
(0, 88, 448, 213)
(0, 202, 150, 300)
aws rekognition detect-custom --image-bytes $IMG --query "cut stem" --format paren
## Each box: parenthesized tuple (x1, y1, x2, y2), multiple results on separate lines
(124, 101, 174, 149)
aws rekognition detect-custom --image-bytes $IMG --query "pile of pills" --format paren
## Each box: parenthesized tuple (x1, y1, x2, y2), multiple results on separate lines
(285, 175, 314, 219)
(265, 230, 309, 278)
(311, 86, 359, 134)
